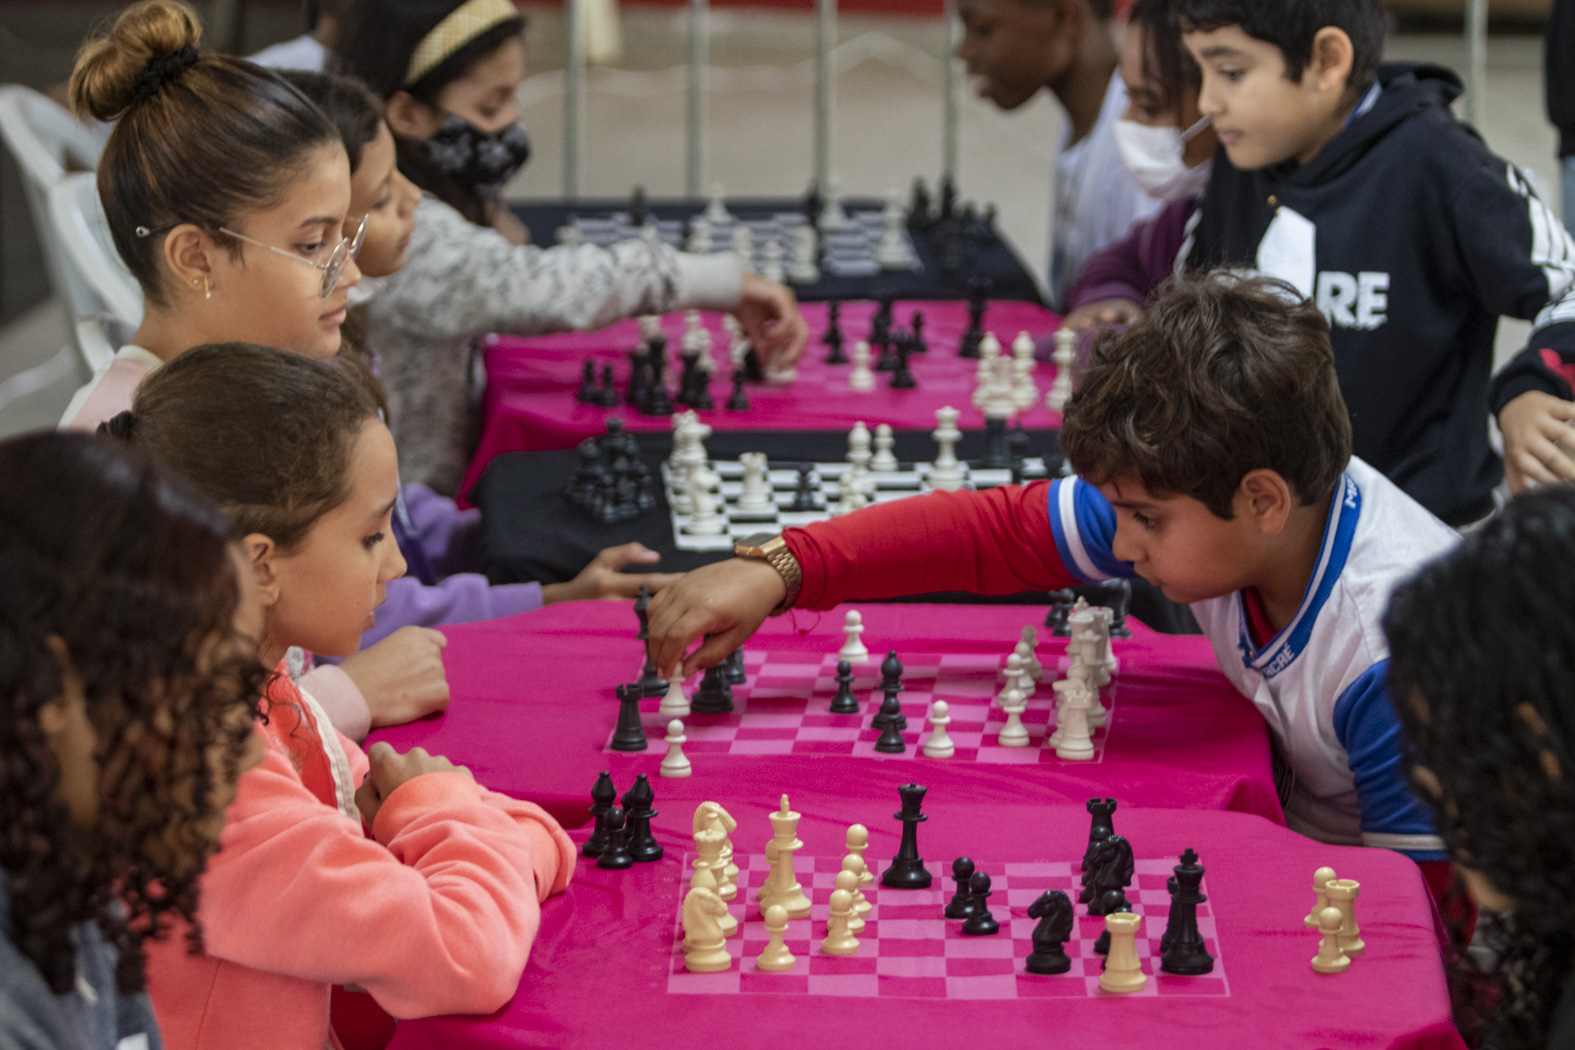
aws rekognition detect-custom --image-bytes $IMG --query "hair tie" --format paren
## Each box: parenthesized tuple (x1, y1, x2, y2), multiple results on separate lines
(131, 46, 199, 105)
(99, 410, 139, 442)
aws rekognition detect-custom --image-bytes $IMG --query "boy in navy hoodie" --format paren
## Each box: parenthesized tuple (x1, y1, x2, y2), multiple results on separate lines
(1176, 0, 1575, 526)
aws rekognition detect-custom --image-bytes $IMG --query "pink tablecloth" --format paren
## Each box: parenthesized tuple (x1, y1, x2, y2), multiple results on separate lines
(370, 601, 1280, 832)
(460, 299, 1063, 502)
(384, 803, 1462, 1050)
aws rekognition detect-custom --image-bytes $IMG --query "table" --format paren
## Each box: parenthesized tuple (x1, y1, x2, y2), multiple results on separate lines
(461, 298, 1065, 503)
(369, 601, 1280, 832)
(382, 802, 1463, 1050)
(512, 197, 1044, 305)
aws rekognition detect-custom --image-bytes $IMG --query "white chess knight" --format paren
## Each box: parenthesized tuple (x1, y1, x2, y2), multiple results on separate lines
(705, 182, 732, 225)
(1047, 327, 1076, 412)
(927, 405, 966, 492)
(686, 215, 713, 255)
(848, 341, 876, 392)
(923, 700, 955, 758)
(871, 423, 899, 472)
(787, 224, 820, 285)
(840, 610, 869, 663)
(1011, 331, 1039, 410)
(735, 452, 775, 513)
(760, 238, 785, 282)
(660, 719, 692, 777)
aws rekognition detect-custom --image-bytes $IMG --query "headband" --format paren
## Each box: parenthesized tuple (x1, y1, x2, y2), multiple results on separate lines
(404, 0, 519, 89)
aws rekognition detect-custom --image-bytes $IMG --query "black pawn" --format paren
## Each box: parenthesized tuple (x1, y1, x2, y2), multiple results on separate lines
(1160, 848, 1215, 975)
(1024, 890, 1074, 974)
(909, 311, 928, 353)
(576, 358, 598, 402)
(622, 774, 664, 863)
(828, 659, 860, 714)
(595, 805, 634, 869)
(824, 332, 849, 366)
(959, 872, 999, 935)
(726, 370, 750, 411)
(880, 783, 932, 889)
(889, 336, 916, 390)
(610, 682, 648, 751)
(822, 300, 844, 346)
(788, 464, 819, 512)
(596, 362, 620, 407)
(944, 857, 977, 919)
(874, 706, 907, 753)
(724, 648, 748, 686)
(1046, 589, 1076, 636)
(583, 771, 617, 857)
(691, 664, 735, 714)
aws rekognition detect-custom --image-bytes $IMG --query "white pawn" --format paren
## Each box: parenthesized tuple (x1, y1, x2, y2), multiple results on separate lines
(928, 405, 966, 492)
(755, 904, 796, 972)
(998, 685, 1029, 747)
(841, 854, 872, 920)
(1019, 625, 1044, 680)
(686, 215, 713, 254)
(995, 652, 1025, 708)
(787, 224, 820, 284)
(760, 238, 785, 282)
(871, 423, 899, 472)
(1011, 641, 1037, 700)
(819, 888, 860, 955)
(839, 610, 869, 664)
(1310, 906, 1351, 974)
(660, 719, 692, 777)
(972, 333, 1002, 410)
(836, 869, 866, 935)
(848, 341, 876, 391)
(1011, 331, 1039, 410)
(659, 673, 691, 718)
(923, 700, 955, 758)
(705, 182, 731, 225)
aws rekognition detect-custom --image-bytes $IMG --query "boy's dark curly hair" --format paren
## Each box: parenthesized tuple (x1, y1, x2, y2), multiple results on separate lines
(0, 432, 267, 995)
(1385, 485, 1575, 1049)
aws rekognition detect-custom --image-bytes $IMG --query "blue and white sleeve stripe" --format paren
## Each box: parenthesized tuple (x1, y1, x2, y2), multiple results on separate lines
(1046, 478, 1132, 584)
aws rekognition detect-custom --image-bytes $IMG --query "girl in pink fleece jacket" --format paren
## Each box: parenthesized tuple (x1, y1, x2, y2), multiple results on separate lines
(106, 341, 575, 1050)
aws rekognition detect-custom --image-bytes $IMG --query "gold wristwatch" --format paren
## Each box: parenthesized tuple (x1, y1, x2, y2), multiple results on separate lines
(734, 532, 802, 615)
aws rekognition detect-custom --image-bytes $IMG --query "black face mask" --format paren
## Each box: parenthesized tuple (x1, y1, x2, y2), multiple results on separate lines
(424, 114, 532, 197)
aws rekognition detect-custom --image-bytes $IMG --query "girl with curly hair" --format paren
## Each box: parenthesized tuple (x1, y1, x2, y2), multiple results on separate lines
(1385, 486, 1575, 1049)
(0, 432, 267, 1049)
(105, 343, 575, 1050)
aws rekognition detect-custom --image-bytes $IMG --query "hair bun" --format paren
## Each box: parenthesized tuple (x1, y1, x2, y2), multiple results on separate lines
(99, 410, 140, 441)
(68, 0, 204, 122)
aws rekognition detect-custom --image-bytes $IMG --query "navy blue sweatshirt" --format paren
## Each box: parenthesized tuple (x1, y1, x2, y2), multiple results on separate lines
(1184, 63, 1575, 526)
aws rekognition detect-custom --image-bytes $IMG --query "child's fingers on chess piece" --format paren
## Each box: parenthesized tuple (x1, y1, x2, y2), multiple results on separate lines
(1497, 390, 1575, 493)
(734, 274, 810, 372)
(542, 542, 680, 604)
(1061, 298, 1142, 333)
(339, 626, 452, 729)
(646, 559, 786, 678)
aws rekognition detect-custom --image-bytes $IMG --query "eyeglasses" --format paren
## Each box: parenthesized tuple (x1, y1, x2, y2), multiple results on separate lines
(135, 215, 367, 299)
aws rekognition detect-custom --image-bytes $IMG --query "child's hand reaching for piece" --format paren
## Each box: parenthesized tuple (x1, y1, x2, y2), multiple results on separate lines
(734, 274, 810, 375)
(338, 626, 452, 729)
(355, 742, 473, 828)
(1499, 390, 1575, 492)
(542, 542, 681, 604)
(645, 557, 786, 679)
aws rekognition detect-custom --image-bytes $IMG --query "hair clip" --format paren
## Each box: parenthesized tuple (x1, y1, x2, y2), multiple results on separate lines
(135, 226, 152, 238)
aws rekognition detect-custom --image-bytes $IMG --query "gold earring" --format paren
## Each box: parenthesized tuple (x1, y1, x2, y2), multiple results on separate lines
(193, 275, 211, 300)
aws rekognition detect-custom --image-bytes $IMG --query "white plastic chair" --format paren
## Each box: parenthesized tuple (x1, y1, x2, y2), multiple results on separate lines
(47, 172, 144, 348)
(0, 85, 114, 368)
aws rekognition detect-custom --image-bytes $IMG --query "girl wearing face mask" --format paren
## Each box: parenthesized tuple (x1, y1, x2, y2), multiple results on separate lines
(336, 0, 810, 497)
(1063, 0, 1218, 332)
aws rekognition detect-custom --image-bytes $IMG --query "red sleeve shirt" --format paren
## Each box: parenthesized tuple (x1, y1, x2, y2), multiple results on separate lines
(781, 482, 1082, 609)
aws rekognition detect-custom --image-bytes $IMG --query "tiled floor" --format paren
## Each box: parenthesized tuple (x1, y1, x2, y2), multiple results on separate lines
(0, 11, 1561, 438)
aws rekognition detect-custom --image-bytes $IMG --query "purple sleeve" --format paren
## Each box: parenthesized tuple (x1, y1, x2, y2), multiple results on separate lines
(1065, 198, 1197, 313)
(400, 482, 485, 577)
(360, 575, 544, 648)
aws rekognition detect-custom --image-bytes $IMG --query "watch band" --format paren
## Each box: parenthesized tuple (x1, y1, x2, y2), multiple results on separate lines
(764, 542, 803, 616)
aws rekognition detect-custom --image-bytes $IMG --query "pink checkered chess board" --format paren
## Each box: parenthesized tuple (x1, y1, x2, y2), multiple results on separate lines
(667, 852, 1227, 999)
(613, 650, 1114, 764)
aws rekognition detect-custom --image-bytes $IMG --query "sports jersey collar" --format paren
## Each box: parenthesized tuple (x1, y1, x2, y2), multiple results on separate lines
(1235, 471, 1362, 678)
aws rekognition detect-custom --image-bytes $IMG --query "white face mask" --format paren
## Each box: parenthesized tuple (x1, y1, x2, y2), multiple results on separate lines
(1113, 115, 1214, 202)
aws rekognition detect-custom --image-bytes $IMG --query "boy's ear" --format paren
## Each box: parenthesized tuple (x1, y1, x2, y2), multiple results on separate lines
(1238, 469, 1293, 535)
(242, 532, 283, 609)
(384, 90, 446, 143)
(1304, 26, 1355, 95)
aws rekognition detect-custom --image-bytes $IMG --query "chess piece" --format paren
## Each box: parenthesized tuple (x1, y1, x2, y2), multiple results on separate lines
(681, 886, 733, 973)
(1093, 888, 1133, 955)
(842, 854, 872, 922)
(997, 685, 1029, 747)
(755, 904, 796, 972)
(731, 221, 754, 263)
(922, 700, 955, 758)
(693, 800, 740, 886)
(829, 659, 860, 714)
(1159, 848, 1214, 975)
(610, 683, 648, 751)
(1010, 641, 1037, 699)
(1047, 327, 1075, 412)
(928, 406, 966, 492)
(1326, 879, 1365, 957)
(692, 830, 737, 935)
(1083, 798, 1118, 872)
(724, 648, 748, 687)
(835, 869, 866, 935)
(839, 610, 869, 663)
(1024, 890, 1075, 974)
(595, 805, 634, 869)
(621, 775, 664, 863)
(596, 362, 619, 407)
(846, 824, 875, 888)
(848, 341, 876, 391)
(1046, 589, 1076, 636)
(960, 872, 999, 935)
(944, 857, 977, 919)
(889, 334, 917, 389)
(1098, 913, 1147, 993)
(1054, 677, 1096, 760)
(760, 238, 785, 282)
(705, 181, 731, 225)
(681, 466, 725, 536)
(686, 214, 713, 254)
(691, 663, 735, 714)
(576, 358, 598, 403)
(658, 673, 691, 718)
(877, 184, 908, 269)
(995, 652, 1026, 708)
(1311, 906, 1352, 973)
(788, 224, 820, 284)
(823, 301, 849, 365)
(583, 771, 617, 856)
(820, 888, 860, 955)
(871, 423, 899, 472)
(1010, 330, 1038, 410)
(789, 464, 820, 512)
(1019, 625, 1044, 679)
(881, 783, 932, 888)
(1304, 867, 1339, 928)
(759, 795, 812, 918)
(735, 452, 774, 513)
(659, 719, 692, 777)
(1085, 834, 1135, 915)
(959, 276, 990, 358)
(726, 369, 750, 411)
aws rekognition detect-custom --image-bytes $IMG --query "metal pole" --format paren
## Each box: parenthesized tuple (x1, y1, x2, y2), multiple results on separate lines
(1466, 0, 1487, 128)
(686, 0, 709, 197)
(564, 0, 586, 198)
(814, 0, 836, 194)
(942, 0, 962, 185)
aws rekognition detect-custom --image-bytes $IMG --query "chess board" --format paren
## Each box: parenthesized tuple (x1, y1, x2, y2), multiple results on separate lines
(663, 457, 1055, 552)
(562, 208, 922, 279)
(612, 647, 1112, 764)
(667, 852, 1228, 998)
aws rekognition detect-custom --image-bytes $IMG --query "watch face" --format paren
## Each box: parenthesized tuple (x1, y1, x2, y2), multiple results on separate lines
(738, 532, 777, 549)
